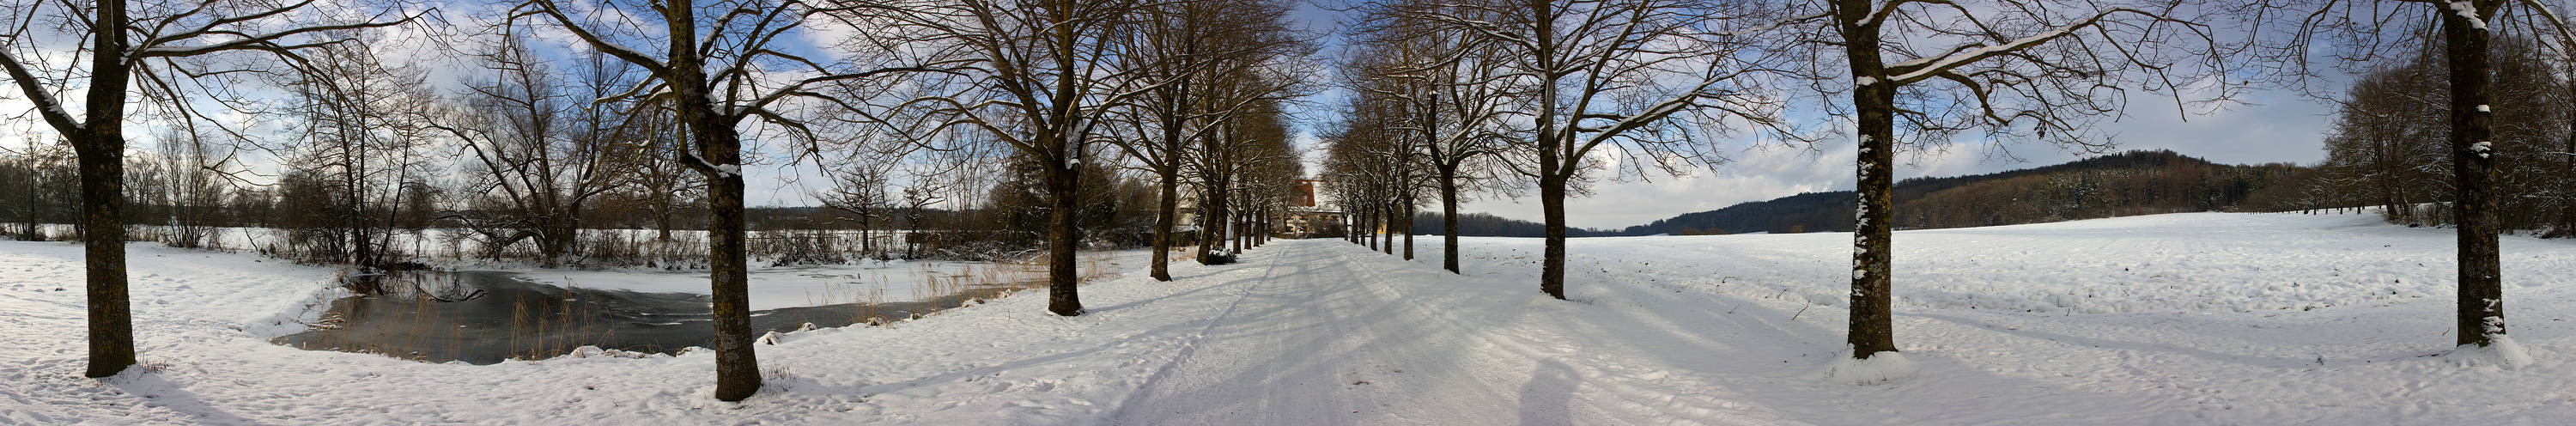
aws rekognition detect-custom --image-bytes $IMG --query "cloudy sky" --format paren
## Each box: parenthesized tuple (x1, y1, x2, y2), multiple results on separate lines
(0, 1, 2342, 232)
(1443, 91, 2338, 230)
(730, 1, 2350, 230)
(1263, 3, 2342, 230)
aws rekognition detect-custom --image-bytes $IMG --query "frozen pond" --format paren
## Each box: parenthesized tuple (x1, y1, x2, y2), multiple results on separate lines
(275, 271, 1017, 364)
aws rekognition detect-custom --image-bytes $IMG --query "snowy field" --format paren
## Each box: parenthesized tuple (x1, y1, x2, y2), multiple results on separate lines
(3, 210, 2573, 424)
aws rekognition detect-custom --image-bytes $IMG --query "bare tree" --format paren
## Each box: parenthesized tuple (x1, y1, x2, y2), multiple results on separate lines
(1105, 0, 1306, 280)
(816, 150, 899, 256)
(0, 0, 416, 378)
(149, 129, 234, 249)
(2257, 0, 2576, 354)
(272, 30, 440, 269)
(1320, 87, 1413, 258)
(1389, 0, 1800, 300)
(1791, 0, 2237, 362)
(1182, 73, 1306, 264)
(1350, 0, 1517, 273)
(850, 0, 1164, 316)
(1223, 104, 1303, 253)
(525, 0, 931, 400)
(429, 27, 655, 267)
(895, 146, 979, 259)
(0, 137, 73, 240)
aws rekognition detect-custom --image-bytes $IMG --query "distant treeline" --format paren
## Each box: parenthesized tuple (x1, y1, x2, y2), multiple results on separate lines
(1613, 150, 2307, 235)
(1385, 150, 2308, 238)
(1404, 151, 2312, 238)
(1411, 212, 1615, 238)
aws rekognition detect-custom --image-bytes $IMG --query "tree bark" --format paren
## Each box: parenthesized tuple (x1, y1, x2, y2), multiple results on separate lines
(1840, 1, 1899, 358)
(2440, 2, 2504, 347)
(2562, 116, 2574, 234)
(701, 143, 758, 400)
(1198, 182, 1229, 263)
(1362, 204, 1376, 251)
(19, 154, 38, 240)
(1381, 202, 1394, 255)
(659, 0, 759, 399)
(1439, 171, 1461, 273)
(1045, 160, 1084, 315)
(1539, 172, 1567, 300)
(1370, 204, 1382, 251)
(2561, 64, 2576, 235)
(1401, 196, 1414, 261)
(74, 134, 135, 379)
(1151, 165, 1176, 281)
(341, 132, 372, 269)
(69, 0, 137, 379)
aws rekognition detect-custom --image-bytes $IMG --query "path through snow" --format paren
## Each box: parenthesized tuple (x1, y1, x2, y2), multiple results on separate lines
(3, 211, 2573, 424)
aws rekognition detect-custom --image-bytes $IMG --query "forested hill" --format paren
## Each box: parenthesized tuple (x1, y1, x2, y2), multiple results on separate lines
(1612, 150, 2308, 235)
(1413, 212, 1616, 238)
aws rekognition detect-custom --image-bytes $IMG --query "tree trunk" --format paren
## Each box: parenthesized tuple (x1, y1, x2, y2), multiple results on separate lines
(1401, 197, 1414, 261)
(1540, 172, 1566, 300)
(538, 222, 575, 268)
(1358, 205, 1370, 249)
(1369, 204, 1380, 250)
(2561, 68, 2576, 234)
(1366, 204, 1380, 252)
(74, 134, 135, 379)
(1151, 166, 1176, 281)
(1439, 170, 1461, 273)
(68, 0, 137, 379)
(690, 126, 760, 401)
(1045, 161, 1084, 316)
(1840, 5, 1900, 358)
(653, 196, 676, 242)
(20, 161, 38, 240)
(858, 213, 875, 254)
(660, 0, 759, 400)
(1199, 182, 1228, 263)
(2562, 117, 2574, 233)
(702, 149, 758, 400)
(2440, 3, 2504, 347)
(343, 133, 372, 270)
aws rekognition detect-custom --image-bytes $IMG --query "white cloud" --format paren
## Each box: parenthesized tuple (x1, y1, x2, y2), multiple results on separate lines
(1447, 91, 2332, 230)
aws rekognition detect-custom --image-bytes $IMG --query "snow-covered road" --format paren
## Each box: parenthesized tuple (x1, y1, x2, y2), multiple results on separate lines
(1113, 242, 1534, 424)
(4, 211, 2575, 424)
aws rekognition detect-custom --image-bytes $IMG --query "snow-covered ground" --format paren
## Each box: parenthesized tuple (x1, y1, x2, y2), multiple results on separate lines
(501, 249, 1153, 311)
(3, 210, 2573, 424)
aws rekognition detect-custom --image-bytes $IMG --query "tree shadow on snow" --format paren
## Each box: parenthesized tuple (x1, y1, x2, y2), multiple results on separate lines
(107, 370, 265, 425)
(1517, 358, 1576, 426)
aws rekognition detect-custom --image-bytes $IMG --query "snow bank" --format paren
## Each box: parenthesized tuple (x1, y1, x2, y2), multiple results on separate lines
(2447, 335, 2537, 369)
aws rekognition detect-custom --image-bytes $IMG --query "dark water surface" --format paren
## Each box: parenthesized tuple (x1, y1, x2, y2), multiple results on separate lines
(275, 271, 1012, 364)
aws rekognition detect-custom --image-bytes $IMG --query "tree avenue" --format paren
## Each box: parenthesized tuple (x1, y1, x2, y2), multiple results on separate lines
(4, 0, 2573, 408)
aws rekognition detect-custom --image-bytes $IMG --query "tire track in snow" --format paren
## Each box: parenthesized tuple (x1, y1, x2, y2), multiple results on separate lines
(1335, 245, 1779, 424)
(1111, 241, 1532, 424)
(1106, 248, 1285, 420)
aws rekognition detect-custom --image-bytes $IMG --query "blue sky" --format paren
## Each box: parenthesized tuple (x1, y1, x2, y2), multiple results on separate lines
(0, 1, 2342, 231)
(1261, 3, 2339, 229)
